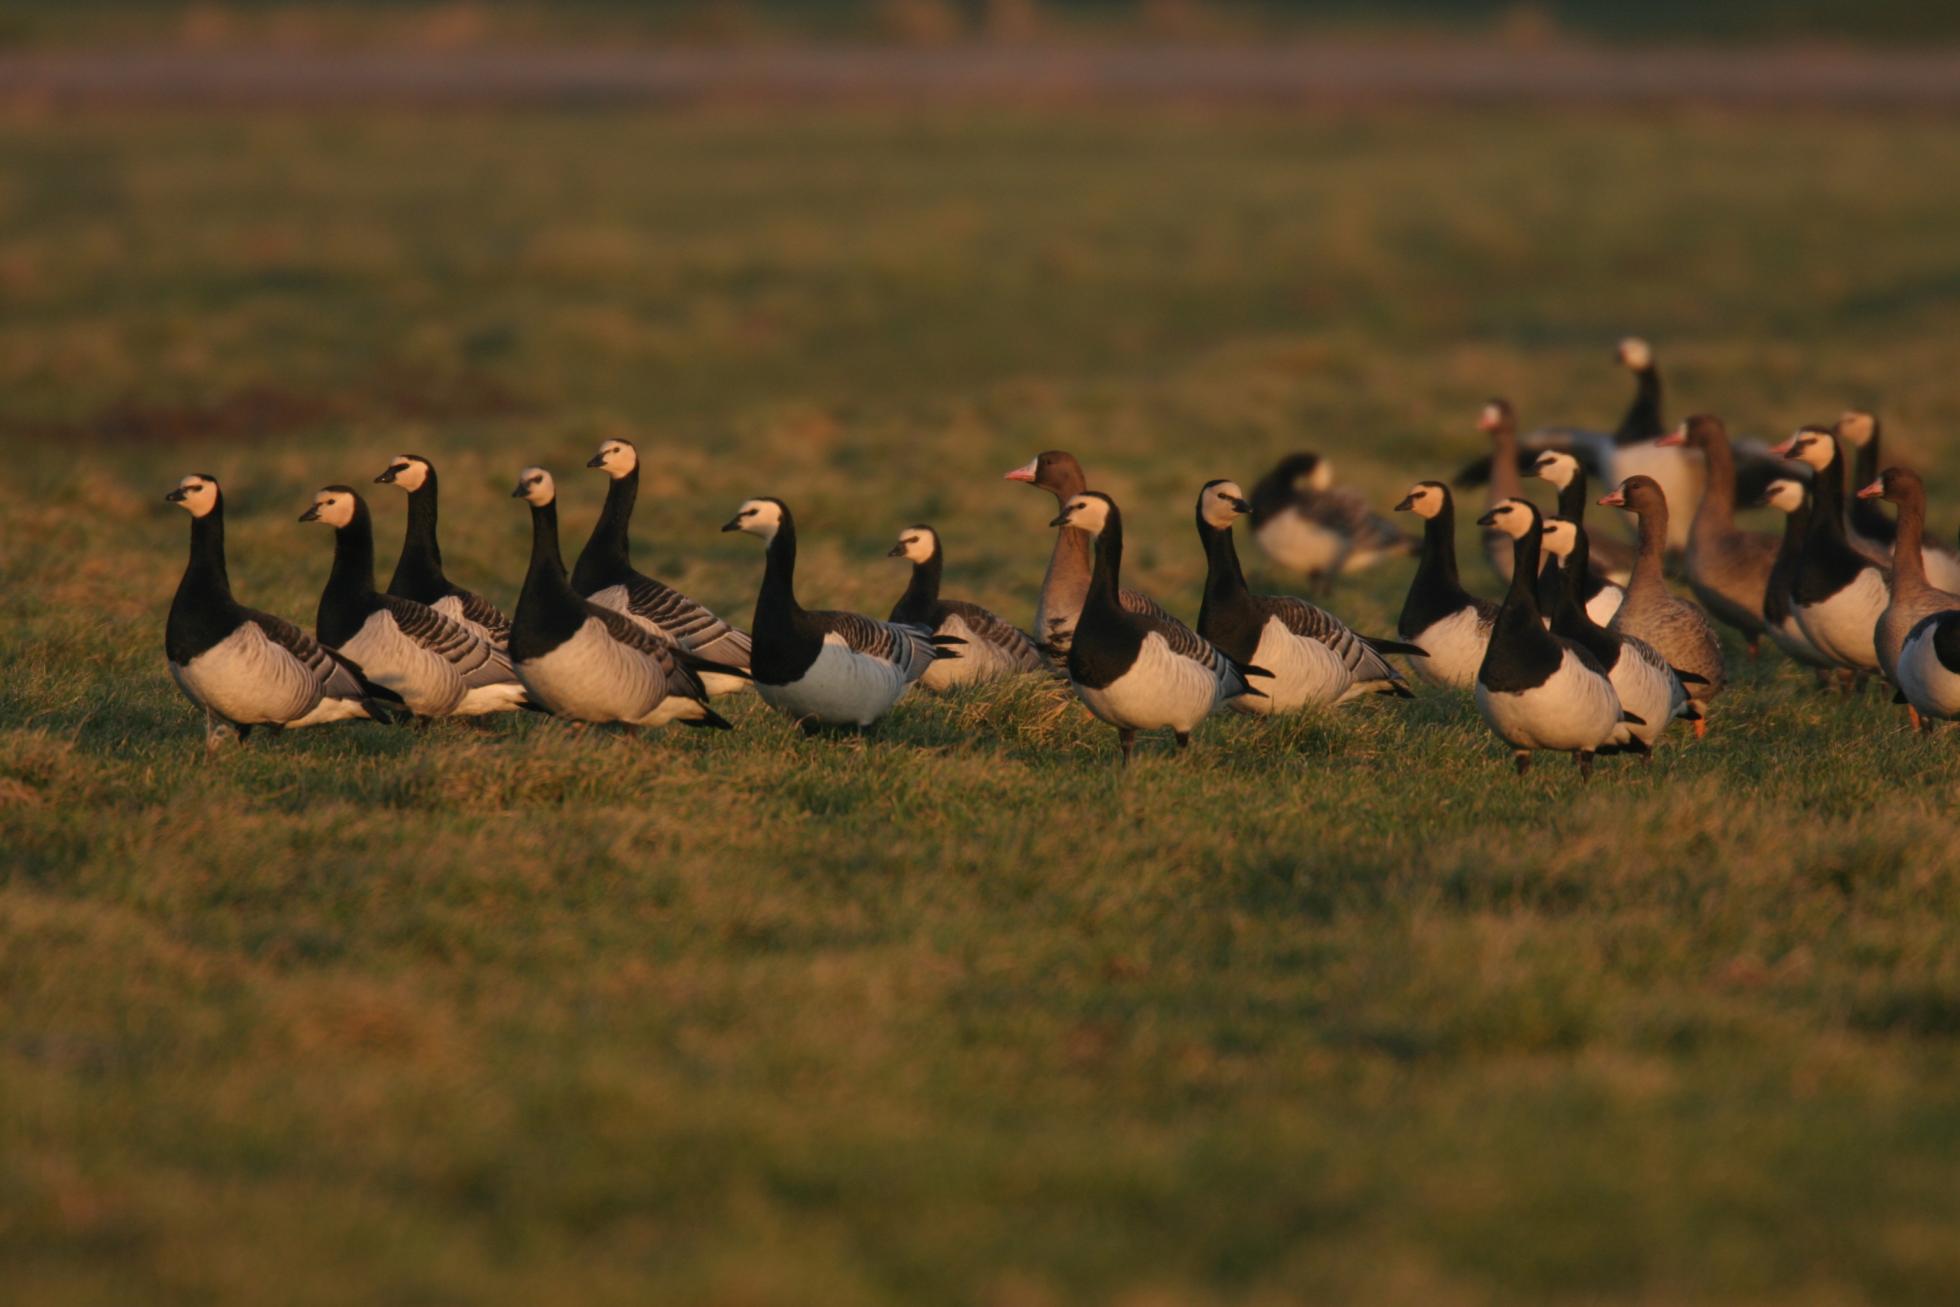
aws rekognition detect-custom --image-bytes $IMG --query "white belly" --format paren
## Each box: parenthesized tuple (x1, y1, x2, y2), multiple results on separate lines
(757, 637, 912, 726)
(337, 611, 467, 716)
(516, 619, 667, 724)
(1407, 607, 1492, 690)
(1765, 612, 1830, 668)
(1475, 649, 1621, 752)
(1229, 617, 1351, 715)
(1610, 442, 1702, 551)
(1585, 584, 1625, 627)
(1920, 548, 1960, 594)
(171, 625, 320, 726)
(1793, 569, 1887, 670)
(1898, 624, 1960, 719)
(1074, 634, 1223, 733)
(1608, 643, 1683, 747)
(1256, 512, 1346, 576)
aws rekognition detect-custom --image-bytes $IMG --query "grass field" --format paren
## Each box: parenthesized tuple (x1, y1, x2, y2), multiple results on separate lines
(5, 106, 1960, 1305)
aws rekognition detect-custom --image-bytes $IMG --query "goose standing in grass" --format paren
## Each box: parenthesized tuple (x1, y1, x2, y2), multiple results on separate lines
(1193, 479, 1417, 712)
(886, 524, 1047, 691)
(724, 497, 953, 732)
(1754, 478, 1839, 686)
(1392, 480, 1498, 690)
(572, 438, 752, 696)
(1836, 411, 1960, 586)
(373, 453, 511, 646)
(1858, 467, 1960, 727)
(1657, 415, 1778, 656)
(508, 468, 730, 731)
(1050, 491, 1266, 763)
(1005, 449, 1177, 664)
(1528, 449, 1629, 622)
(1478, 398, 1528, 584)
(1473, 499, 1629, 779)
(1540, 516, 1695, 754)
(1246, 451, 1414, 589)
(165, 474, 393, 746)
(1598, 475, 1725, 732)
(1772, 426, 1888, 685)
(301, 486, 531, 718)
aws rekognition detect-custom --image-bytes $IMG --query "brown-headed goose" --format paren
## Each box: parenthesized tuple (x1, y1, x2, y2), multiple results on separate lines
(1194, 479, 1417, 711)
(302, 486, 531, 718)
(887, 524, 1047, 691)
(1837, 411, 1960, 587)
(1754, 477, 1838, 685)
(1050, 491, 1267, 763)
(1392, 480, 1497, 690)
(573, 438, 752, 697)
(1245, 451, 1414, 590)
(373, 454, 511, 646)
(1657, 414, 1778, 655)
(165, 474, 395, 746)
(1771, 425, 1888, 684)
(1528, 448, 1628, 623)
(1473, 498, 1630, 779)
(1540, 516, 1695, 754)
(1004, 449, 1176, 662)
(1858, 468, 1960, 728)
(725, 497, 954, 732)
(1598, 475, 1725, 731)
(509, 469, 731, 731)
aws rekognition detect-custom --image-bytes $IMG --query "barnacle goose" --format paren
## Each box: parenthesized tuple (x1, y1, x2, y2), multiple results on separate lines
(1753, 477, 1838, 683)
(1540, 516, 1695, 754)
(1391, 480, 1497, 690)
(1246, 451, 1414, 589)
(723, 497, 954, 732)
(373, 454, 511, 645)
(1193, 479, 1417, 711)
(572, 438, 752, 697)
(1049, 491, 1267, 763)
(164, 473, 392, 747)
(1005, 449, 1178, 664)
(301, 486, 530, 718)
(1833, 411, 1960, 583)
(1473, 498, 1630, 779)
(509, 468, 732, 730)
(1528, 448, 1631, 621)
(1772, 426, 1889, 683)
(886, 525, 1047, 691)
(1597, 475, 1727, 732)
(1657, 416, 1779, 656)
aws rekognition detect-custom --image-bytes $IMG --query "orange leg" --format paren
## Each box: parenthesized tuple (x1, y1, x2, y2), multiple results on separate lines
(1909, 704, 1924, 733)
(1693, 717, 1707, 742)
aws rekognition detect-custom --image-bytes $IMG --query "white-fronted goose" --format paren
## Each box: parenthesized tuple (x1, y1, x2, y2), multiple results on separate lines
(1472, 499, 1629, 779)
(573, 438, 752, 697)
(373, 454, 511, 646)
(1005, 449, 1176, 663)
(1246, 451, 1414, 589)
(302, 487, 530, 718)
(1837, 411, 1960, 587)
(1392, 480, 1498, 690)
(887, 524, 1047, 691)
(1772, 426, 1888, 682)
(165, 474, 393, 746)
(509, 469, 731, 731)
(724, 497, 952, 732)
(1528, 449, 1628, 623)
(1657, 414, 1778, 655)
(1598, 475, 1726, 731)
(1858, 468, 1960, 728)
(1753, 477, 1838, 684)
(1050, 491, 1266, 762)
(1194, 479, 1417, 712)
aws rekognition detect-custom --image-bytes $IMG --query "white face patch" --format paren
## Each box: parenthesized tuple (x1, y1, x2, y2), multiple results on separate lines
(1487, 498, 1535, 540)
(894, 528, 935, 563)
(1763, 479, 1805, 513)
(307, 490, 356, 528)
(169, 475, 219, 518)
(383, 455, 429, 492)
(1836, 411, 1876, 448)
(514, 467, 555, 506)
(1540, 519, 1578, 558)
(1200, 481, 1248, 529)
(1785, 434, 1834, 471)
(731, 498, 784, 541)
(591, 440, 639, 479)
(1533, 451, 1579, 489)
(1059, 493, 1111, 536)
(1295, 460, 1333, 493)
(1619, 336, 1653, 370)
(1478, 403, 1505, 432)
(1400, 483, 1443, 520)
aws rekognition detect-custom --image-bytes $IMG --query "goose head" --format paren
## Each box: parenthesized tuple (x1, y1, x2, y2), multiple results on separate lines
(722, 497, 787, 542)
(1003, 450, 1086, 501)
(510, 467, 555, 506)
(1476, 398, 1515, 435)
(1858, 466, 1921, 505)
(1475, 497, 1539, 539)
(1836, 410, 1878, 449)
(586, 438, 639, 479)
(1770, 426, 1838, 472)
(1530, 450, 1581, 489)
(887, 523, 938, 561)
(1051, 491, 1116, 537)
(374, 453, 431, 491)
(1598, 475, 1666, 514)
(164, 473, 221, 518)
(1756, 477, 1808, 514)
(1539, 516, 1579, 560)
(1617, 336, 1654, 371)
(299, 485, 360, 528)
(1197, 479, 1252, 529)
(1393, 480, 1449, 519)
(1656, 413, 1722, 449)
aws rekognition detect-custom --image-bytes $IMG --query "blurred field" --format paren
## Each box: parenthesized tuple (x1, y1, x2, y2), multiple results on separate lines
(5, 106, 1960, 1305)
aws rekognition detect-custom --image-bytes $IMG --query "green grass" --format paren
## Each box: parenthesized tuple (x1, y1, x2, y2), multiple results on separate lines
(5, 108, 1960, 1305)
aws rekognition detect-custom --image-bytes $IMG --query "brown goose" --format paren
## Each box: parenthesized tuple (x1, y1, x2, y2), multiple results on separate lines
(1837, 411, 1960, 587)
(1479, 398, 1527, 584)
(1657, 414, 1779, 656)
(1858, 467, 1960, 727)
(1599, 475, 1725, 733)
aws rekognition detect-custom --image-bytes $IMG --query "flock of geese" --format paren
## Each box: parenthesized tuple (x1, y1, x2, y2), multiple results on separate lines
(162, 339, 1960, 777)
